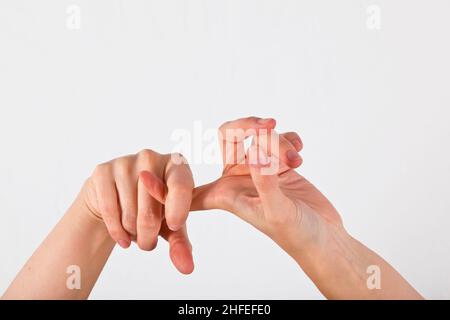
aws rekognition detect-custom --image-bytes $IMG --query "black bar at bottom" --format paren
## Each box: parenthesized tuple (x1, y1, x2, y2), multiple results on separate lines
(0, 300, 446, 318)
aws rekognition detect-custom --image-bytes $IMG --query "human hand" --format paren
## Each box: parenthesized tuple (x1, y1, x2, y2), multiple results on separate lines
(189, 117, 422, 300)
(5, 121, 420, 300)
(192, 117, 343, 259)
(82, 149, 195, 274)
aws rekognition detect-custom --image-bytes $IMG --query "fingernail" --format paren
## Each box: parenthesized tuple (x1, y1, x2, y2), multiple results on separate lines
(257, 118, 273, 124)
(118, 240, 130, 249)
(286, 150, 300, 161)
(169, 224, 182, 232)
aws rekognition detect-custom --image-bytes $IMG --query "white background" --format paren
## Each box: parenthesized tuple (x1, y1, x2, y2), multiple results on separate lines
(1, 0, 449, 299)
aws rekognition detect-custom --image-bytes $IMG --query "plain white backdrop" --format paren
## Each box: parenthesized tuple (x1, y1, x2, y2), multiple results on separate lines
(1, 0, 450, 299)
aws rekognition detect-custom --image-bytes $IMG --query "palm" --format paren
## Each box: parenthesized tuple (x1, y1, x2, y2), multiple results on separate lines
(207, 162, 342, 232)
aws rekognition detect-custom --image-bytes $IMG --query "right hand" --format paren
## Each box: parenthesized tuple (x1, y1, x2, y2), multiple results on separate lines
(82, 149, 195, 274)
(192, 117, 343, 259)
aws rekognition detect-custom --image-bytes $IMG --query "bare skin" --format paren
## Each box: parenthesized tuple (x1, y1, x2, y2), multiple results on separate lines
(192, 117, 423, 299)
(2, 150, 195, 299)
(2, 117, 423, 299)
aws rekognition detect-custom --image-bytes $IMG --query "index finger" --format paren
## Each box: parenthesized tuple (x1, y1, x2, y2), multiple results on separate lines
(164, 153, 194, 231)
(218, 116, 276, 167)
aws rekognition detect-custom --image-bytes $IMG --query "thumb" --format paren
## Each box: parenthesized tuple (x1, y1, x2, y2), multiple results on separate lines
(248, 146, 291, 215)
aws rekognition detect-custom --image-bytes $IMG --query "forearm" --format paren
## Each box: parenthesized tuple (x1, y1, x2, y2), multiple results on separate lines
(293, 225, 423, 300)
(2, 190, 115, 300)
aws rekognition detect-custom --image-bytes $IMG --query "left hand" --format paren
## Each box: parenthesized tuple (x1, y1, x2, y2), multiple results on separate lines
(83, 149, 195, 274)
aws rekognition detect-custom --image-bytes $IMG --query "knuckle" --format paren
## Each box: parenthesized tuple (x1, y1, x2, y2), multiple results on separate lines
(169, 152, 188, 165)
(122, 213, 137, 232)
(114, 157, 133, 177)
(122, 210, 137, 222)
(93, 162, 110, 178)
(285, 131, 299, 138)
(138, 148, 156, 160)
(172, 152, 186, 161)
(245, 116, 258, 122)
(285, 132, 303, 150)
(138, 149, 163, 170)
(139, 212, 160, 230)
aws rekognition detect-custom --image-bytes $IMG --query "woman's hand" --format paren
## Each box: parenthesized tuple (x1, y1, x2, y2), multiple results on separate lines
(3, 148, 196, 299)
(192, 117, 422, 299)
(82, 149, 195, 274)
(3, 121, 422, 299)
(192, 116, 343, 259)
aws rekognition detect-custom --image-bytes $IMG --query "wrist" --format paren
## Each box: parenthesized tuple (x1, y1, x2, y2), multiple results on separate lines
(288, 223, 423, 299)
(71, 194, 116, 254)
(78, 178, 104, 221)
(288, 223, 385, 299)
(288, 220, 351, 271)
(73, 181, 109, 234)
